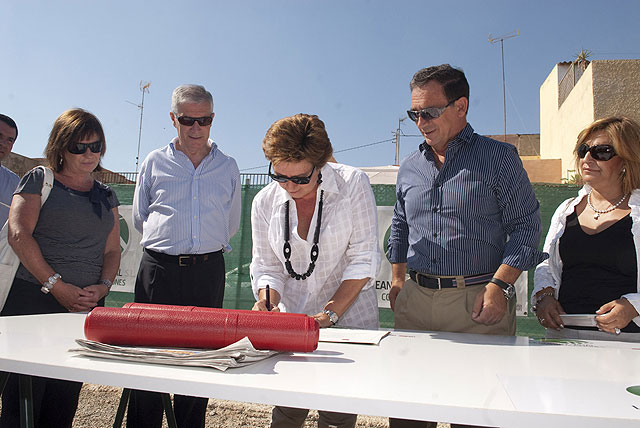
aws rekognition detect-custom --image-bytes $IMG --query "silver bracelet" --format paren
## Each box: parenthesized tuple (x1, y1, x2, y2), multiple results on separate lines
(41, 273, 61, 294)
(535, 289, 555, 305)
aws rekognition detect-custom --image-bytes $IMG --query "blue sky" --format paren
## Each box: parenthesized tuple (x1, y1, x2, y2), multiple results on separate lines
(3, 1, 640, 173)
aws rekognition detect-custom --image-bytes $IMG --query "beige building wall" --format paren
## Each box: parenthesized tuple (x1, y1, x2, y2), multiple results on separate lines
(540, 63, 594, 180)
(592, 60, 640, 125)
(540, 59, 640, 181)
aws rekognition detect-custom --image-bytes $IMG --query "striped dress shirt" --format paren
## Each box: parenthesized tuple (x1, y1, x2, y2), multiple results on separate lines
(388, 123, 545, 276)
(133, 138, 241, 255)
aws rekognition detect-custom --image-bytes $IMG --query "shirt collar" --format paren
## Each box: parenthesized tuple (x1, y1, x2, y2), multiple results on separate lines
(168, 137, 217, 158)
(419, 122, 474, 155)
(271, 163, 338, 207)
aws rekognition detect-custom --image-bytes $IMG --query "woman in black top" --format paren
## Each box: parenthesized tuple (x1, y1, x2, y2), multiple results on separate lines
(532, 116, 640, 341)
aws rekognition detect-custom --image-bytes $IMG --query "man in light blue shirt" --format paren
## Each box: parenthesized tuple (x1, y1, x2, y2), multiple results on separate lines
(129, 84, 241, 428)
(0, 114, 20, 226)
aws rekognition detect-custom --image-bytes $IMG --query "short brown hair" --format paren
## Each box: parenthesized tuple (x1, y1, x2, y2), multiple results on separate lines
(262, 114, 333, 167)
(574, 116, 640, 194)
(45, 109, 106, 172)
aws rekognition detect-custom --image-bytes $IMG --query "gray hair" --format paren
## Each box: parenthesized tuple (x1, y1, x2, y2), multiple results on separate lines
(171, 84, 214, 113)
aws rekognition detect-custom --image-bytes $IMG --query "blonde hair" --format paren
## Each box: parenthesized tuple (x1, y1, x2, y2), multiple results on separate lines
(574, 116, 640, 194)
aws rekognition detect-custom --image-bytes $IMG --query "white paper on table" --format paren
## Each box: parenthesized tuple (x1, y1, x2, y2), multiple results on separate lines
(559, 314, 598, 327)
(319, 328, 390, 345)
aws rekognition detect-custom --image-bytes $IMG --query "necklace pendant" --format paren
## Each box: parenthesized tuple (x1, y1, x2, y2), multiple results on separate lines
(594, 213, 600, 220)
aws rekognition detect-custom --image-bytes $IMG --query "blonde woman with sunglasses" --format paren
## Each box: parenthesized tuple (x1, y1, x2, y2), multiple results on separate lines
(532, 116, 640, 341)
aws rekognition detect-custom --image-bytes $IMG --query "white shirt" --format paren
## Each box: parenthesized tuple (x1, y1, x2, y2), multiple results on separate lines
(250, 163, 380, 329)
(532, 186, 640, 327)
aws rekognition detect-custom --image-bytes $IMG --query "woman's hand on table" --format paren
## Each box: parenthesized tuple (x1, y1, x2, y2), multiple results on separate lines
(312, 311, 333, 328)
(252, 299, 280, 312)
(596, 298, 639, 334)
(535, 295, 566, 330)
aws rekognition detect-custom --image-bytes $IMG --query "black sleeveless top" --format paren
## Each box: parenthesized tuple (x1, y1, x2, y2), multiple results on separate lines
(558, 210, 639, 333)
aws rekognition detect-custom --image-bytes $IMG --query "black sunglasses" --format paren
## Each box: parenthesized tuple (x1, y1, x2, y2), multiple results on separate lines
(577, 143, 617, 161)
(67, 140, 102, 155)
(407, 99, 456, 122)
(269, 163, 315, 184)
(176, 115, 213, 127)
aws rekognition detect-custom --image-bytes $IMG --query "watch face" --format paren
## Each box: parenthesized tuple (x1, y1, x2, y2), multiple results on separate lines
(504, 285, 516, 300)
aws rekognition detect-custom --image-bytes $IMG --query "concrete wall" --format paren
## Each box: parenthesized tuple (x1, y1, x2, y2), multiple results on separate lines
(592, 60, 640, 125)
(521, 157, 562, 184)
(540, 63, 595, 180)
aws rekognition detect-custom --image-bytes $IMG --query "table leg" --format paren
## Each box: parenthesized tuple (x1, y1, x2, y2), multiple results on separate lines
(0, 372, 8, 396)
(18, 375, 34, 428)
(160, 393, 178, 428)
(113, 388, 131, 428)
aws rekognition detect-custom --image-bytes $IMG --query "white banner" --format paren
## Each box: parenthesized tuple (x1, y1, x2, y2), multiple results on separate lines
(113, 206, 142, 293)
(374, 206, 528, 316)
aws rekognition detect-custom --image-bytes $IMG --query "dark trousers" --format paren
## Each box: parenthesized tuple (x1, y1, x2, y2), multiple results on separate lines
(1, 277, 85, 428)
(126, 248, 225, 428)
(0, 375, 82, 428)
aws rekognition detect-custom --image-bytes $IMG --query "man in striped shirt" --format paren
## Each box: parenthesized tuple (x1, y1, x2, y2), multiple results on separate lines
(387, 64, 545, 428)
(129, 84, 241, 428)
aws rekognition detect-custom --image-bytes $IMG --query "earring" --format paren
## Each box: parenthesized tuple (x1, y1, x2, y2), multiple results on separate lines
(622, 167, 627, 175)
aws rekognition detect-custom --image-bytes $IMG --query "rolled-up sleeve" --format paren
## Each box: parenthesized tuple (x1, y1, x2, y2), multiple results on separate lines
(249, 192, 288, 300)
(497, 149, 547, 271)
(340, 172, 381, 287)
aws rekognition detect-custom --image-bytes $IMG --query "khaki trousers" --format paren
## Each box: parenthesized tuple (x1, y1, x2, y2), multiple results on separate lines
(390, 278, 515, 428)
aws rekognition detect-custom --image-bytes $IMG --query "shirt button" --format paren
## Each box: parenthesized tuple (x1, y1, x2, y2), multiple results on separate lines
(432, 233, 437, 238)
(431, 258, 437, 264)
(432, 207, 438, 213)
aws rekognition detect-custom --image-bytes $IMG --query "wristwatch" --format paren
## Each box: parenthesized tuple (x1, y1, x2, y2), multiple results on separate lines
(322, 309, 339, 326)
(41, 273, 61, 294)
(99, 279, 113, 295)
(489, 277, 516, 300)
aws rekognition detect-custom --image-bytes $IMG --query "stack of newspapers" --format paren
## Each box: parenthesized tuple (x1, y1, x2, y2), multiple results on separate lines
(71, 337, 278, 371)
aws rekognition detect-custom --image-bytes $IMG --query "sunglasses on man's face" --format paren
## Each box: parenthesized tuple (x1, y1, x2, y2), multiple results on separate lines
(176, 115, 213, 127)
(269, 163, 315, 184)
(67, 140, 102, 155)
(577, 143, 617, 161)
(407, 99, 456, 122)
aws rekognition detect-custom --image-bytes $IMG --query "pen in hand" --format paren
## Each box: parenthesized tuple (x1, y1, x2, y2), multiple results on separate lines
(265, 284, 271, 311)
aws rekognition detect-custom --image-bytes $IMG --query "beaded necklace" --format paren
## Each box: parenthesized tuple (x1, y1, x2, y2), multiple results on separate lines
(283, 189, 324, 280)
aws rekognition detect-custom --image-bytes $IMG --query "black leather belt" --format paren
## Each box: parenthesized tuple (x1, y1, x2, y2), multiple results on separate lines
(409, 270, 494, 289)
(145, 248, 222, 267)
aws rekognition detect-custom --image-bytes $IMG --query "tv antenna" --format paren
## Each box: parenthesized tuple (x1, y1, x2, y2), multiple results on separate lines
(126, 81, 151, 173)
(488, 30, 519, 141)
(394, 117, 407, 166)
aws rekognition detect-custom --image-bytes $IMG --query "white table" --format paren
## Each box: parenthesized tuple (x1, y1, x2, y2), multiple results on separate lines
(1, 313, 640, 427)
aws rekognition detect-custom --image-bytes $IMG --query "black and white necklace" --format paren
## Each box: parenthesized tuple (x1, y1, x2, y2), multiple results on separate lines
(587, 190, 628, 220)
(283, 190, 324, 280)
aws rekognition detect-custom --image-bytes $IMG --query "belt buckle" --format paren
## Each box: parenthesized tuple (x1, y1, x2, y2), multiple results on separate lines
(436, 276, 443, 290)
(178, 255, 190, 267)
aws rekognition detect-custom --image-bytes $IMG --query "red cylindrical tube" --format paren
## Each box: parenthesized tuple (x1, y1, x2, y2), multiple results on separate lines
(85, 304, 319, 352)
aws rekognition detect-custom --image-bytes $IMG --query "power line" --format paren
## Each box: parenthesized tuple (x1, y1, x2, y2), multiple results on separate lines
(239, 137, 396, 172)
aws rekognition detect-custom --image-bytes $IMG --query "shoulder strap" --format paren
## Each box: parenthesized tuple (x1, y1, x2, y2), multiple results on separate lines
(39, 166, 54, 207)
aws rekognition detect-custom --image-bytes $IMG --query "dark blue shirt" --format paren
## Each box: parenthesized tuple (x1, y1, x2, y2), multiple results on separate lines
(387, 123, 545, 276)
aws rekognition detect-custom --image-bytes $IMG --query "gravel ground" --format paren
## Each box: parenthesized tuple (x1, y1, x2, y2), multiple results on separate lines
(68, 384, 450, 428)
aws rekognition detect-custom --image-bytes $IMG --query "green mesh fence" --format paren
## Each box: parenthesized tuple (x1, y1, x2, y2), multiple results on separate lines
(106, 181, 581, 337)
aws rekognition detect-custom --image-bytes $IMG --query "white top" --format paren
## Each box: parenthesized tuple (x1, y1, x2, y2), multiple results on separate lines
(250, 162, 380, 329)
(532, 186, 640, 326)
